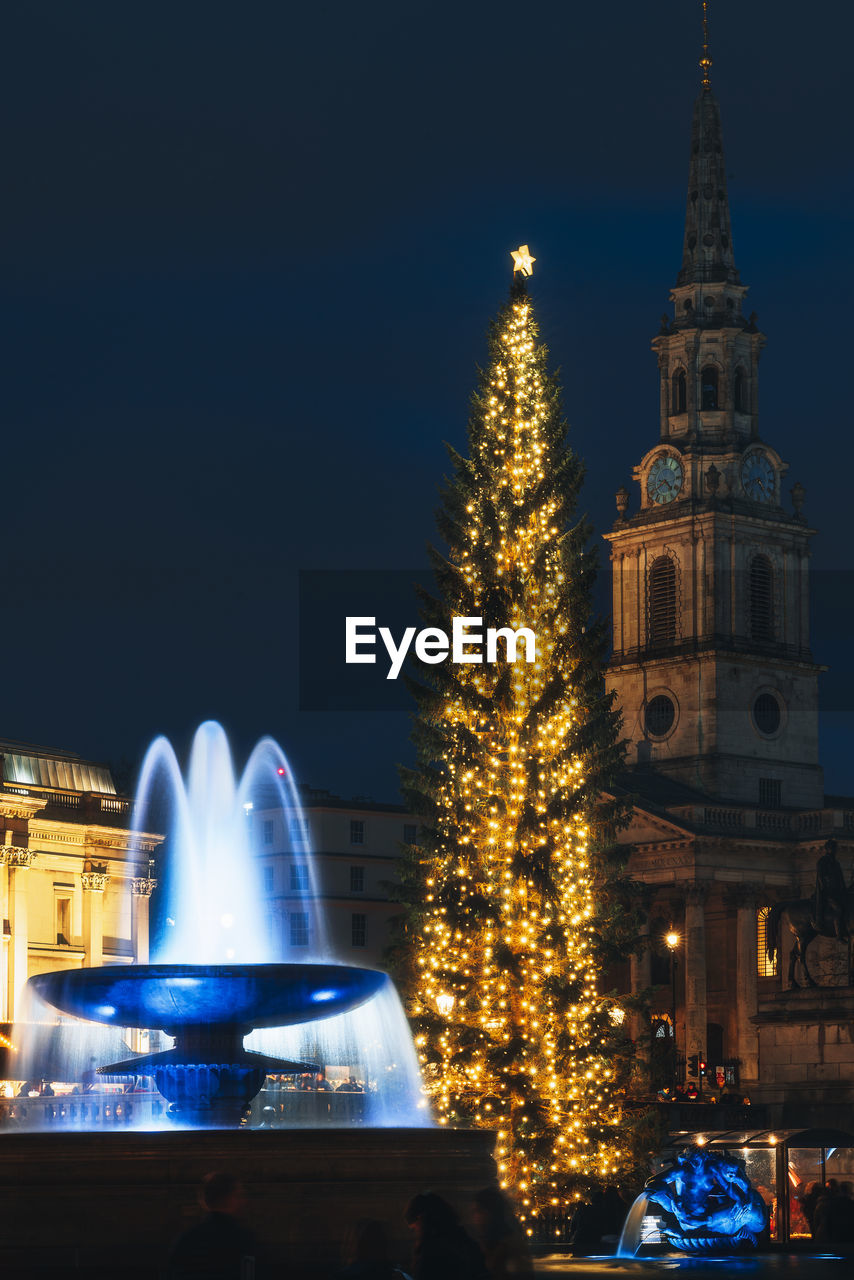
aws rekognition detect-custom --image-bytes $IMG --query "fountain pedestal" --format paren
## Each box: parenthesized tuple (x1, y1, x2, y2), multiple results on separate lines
(0, 1127, 496, 1279)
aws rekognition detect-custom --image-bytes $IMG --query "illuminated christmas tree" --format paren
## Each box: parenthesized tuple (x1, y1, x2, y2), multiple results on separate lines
(399, 251, 632, 1222)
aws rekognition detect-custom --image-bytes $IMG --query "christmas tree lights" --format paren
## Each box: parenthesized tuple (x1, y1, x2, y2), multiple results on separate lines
(399, 259, 630, 1222)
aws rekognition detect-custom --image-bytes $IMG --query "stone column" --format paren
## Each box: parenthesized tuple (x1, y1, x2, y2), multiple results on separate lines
(735, 884, 761, 1083)
(629, 919, 652, 1088)
(81, 869, 110, 969)
(684, 884, 708, 1075)
(0, 849, 9, 1023)
(131, 875, 156, 964)
(7, 848, 36, 1021)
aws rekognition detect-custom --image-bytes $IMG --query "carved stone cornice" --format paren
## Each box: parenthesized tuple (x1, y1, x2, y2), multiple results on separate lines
(4, 846, 36, 869)
(81, 872, 109, 893)
(0, 795, 48, 821)
(131, 877, 157, 898)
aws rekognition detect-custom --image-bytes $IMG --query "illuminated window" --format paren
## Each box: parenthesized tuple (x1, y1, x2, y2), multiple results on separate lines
(350, 820, 364, 845)
(351, 913, 367, 948)
(56, 896, 72, 946)
(290, 912, 309, 947)
(652, 1014, 673, 1039)
(350, 866, 365, 893)
(757, 907, 777, 977)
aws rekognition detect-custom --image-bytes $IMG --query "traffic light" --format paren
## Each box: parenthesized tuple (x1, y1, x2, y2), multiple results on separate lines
(688, 1054, 699, 1076)
(699, 1058, 707, 1078)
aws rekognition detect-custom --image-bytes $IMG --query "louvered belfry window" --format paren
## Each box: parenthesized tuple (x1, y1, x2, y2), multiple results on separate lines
(671, 369, 687, 414)
(750, 555, 774, 642)
(648, 556, 677, 645)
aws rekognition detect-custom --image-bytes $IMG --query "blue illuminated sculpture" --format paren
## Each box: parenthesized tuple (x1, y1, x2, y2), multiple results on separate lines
(644, 1147, 767, 1252)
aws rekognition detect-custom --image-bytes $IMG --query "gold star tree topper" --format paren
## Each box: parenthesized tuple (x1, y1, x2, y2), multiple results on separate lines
(511, 244, 536, 277)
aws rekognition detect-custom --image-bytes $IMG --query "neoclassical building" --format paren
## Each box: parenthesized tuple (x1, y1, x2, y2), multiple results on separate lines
(607, 68, 854, 1128)
(0, 739, 159, 1037)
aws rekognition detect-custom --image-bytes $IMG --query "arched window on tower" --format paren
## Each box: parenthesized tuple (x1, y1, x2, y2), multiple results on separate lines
(671, 368, 687, 415)
(701, 365, 719, 410)
(749, 555, 774, 643)
(648, 555, 678, 646)
(734, 367, 748, 413)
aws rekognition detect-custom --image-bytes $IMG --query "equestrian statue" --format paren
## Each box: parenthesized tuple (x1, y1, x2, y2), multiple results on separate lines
(766, 839, 853, 988)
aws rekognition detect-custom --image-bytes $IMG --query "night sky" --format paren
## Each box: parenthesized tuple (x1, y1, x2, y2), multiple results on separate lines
(3, 1, 852, 801)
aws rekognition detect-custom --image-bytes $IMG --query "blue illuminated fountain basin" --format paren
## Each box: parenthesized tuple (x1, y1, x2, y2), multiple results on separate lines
(31, 963, 387, 1127)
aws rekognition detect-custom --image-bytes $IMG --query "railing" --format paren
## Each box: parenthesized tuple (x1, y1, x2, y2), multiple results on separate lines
(756, 811, 791, 833)
(250, 1087, 367, 1125)
(0, 1091, 166, 1130)
(703, 807, 744, 829)
(0, 786, 132, 823)
(47, 792, 82, 809)
(98, 797, 129, 814)
(529, 1207, 573, 1245)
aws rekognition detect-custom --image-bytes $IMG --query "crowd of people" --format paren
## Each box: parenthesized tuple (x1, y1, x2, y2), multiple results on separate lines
(167, 1175, 538, 1280)
(795, 1180, 854, 1245)
(144, 1162, 854, 1277)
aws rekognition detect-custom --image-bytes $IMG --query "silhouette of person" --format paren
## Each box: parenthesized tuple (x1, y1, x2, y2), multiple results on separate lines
(567, 1190, 605, 1255)
(814, 839, 849, 941)
(470, 1186, 533, 1279)
(168, 1171, 256, 1279)
(600, 1187, 629, 1251)
(338, 1218, 408, 1280)
(405, 1192, 489, 1280)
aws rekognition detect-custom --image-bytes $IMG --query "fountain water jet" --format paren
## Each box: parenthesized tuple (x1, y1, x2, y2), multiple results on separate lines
(25, 721, 427, 1128)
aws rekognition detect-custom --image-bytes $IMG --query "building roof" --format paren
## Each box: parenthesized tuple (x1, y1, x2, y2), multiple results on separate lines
(299, 785, 406, 814)
(0, 738, 116, 795)
(613, 769, 712, 810)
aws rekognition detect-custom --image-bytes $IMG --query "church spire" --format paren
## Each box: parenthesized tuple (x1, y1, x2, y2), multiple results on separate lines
(678, 2, 739, 288)
(678, 90, 739, 287)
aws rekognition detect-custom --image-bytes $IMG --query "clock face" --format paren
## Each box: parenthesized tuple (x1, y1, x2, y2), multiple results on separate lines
(740, 451, 775, 504)
(647, 455, 684, 505)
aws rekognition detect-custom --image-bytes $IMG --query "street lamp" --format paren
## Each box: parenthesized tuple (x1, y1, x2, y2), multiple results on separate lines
(665, 929, 680, 1088)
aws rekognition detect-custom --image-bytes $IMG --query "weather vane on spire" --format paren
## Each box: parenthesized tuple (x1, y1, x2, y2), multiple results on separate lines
(511, 245, 536, 277)
(700, 0, 712, 90)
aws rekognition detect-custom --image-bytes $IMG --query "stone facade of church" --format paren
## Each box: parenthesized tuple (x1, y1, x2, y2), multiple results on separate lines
(607, 79, 854, 1128)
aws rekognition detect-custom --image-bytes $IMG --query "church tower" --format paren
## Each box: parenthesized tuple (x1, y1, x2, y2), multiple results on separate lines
(603, 44, 823, 809)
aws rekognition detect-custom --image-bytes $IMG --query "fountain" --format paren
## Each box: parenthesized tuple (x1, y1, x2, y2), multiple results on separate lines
(17, 721, 426, 1128)
(0, 724, 495, 1277)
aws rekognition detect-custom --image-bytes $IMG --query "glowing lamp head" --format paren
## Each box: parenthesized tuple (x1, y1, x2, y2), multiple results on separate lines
(436, 993, 455, 1017)
(665, 930, 679, 950)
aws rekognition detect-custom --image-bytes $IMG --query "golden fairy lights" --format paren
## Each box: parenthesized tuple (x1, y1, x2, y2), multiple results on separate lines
(411, 289, 621, 1220)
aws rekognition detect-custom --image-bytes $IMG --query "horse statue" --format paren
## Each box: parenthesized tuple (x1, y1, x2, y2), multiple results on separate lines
(766, 886, 854, 989)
